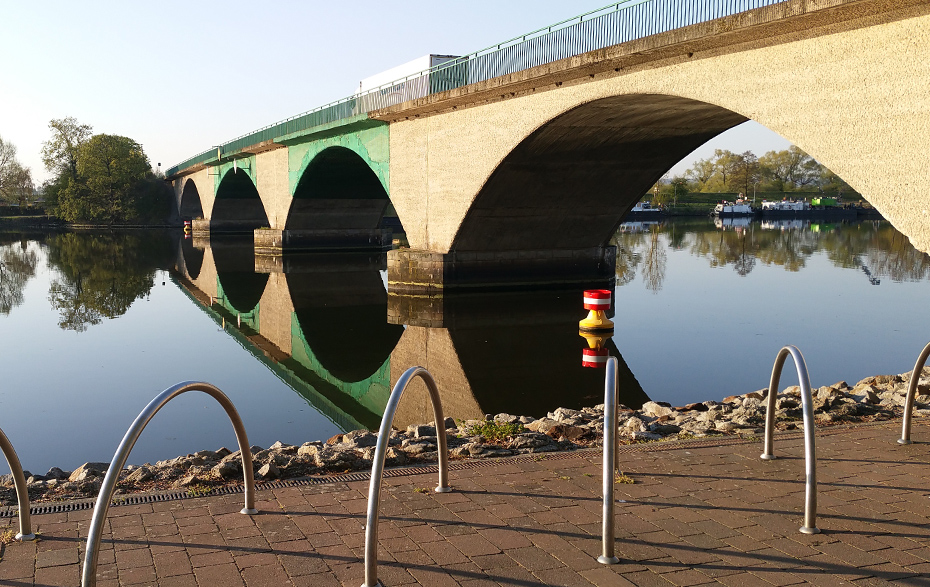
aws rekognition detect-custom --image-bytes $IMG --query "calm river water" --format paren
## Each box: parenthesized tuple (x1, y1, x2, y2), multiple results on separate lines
(1, 218, 928, 474)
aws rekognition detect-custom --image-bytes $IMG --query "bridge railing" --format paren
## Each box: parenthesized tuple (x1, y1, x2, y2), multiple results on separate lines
(166, 0, 788, 177)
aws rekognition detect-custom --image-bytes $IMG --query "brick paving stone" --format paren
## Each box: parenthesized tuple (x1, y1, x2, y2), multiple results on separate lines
(154, 549, 193, 577)
(241, 563, 293, 587)
(193, 561, 246, 586)
(5, 422, 930, 586)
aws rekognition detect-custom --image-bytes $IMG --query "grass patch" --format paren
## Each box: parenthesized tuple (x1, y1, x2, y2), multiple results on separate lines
(464, 420, 525, 443)
(186, 484, 214, 498)
(414, 487, 430, 494)
(615, 471, 635, 484)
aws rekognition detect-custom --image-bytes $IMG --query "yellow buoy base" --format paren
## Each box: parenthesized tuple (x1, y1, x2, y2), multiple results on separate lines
(579, 330, 612, 350)
(579, 309, 614, 333)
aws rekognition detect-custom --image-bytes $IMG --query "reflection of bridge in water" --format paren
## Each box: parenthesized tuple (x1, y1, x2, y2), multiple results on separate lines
(172, 236, 648, 432)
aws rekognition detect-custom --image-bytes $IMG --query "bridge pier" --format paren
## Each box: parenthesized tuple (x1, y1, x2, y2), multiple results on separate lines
(192, 218, 265, 236)
(386, 246, 617, 294)
(253, 228, 393, 256)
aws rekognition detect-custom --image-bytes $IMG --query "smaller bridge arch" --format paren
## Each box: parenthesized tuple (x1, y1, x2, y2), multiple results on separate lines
(178, 177, 205, 220)
(212, 167, 270, 233)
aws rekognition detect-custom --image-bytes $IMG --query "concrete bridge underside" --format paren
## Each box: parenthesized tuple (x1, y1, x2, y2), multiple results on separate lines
(379, 0, 930, 291)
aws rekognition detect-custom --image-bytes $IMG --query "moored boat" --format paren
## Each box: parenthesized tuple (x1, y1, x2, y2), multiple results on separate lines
(626, 200, 666, 220)
(712, 198, 755, 217)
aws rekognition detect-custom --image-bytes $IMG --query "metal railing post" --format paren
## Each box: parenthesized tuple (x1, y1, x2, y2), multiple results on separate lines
(363, 366, 450, 587)
(599, 356, 620, 564)
(82, 382, 257, 587)
(899, 341, 930, 444)
(0, 427, 34, 541)
(760, 345, 819, 534)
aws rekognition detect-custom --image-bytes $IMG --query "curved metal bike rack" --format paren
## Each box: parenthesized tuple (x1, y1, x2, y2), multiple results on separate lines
(0, 427, 34, 541)
(899, 341, 930, 445)
(760, 345, 819, 534)
(599, 356, 620, 564)
(81, 382, 257, 587)
(362, 366, 451, 587)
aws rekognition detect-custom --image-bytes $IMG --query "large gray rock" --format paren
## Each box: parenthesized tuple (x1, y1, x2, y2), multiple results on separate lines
(211, 460, 241, 480)
(510, 433, 552, 450)
(68, 462, 109, 483)
(343, 430, 378, 448)
(257, 462, 280, 480)
(641, 402, 675, 418)
(125, 466, 154, 484)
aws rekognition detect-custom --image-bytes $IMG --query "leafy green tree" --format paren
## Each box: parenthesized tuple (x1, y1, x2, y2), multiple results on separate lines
(45, 232, 173, 331)
(43, 124, 172, 223)
(758, 146, 820, 192)
(731, 151, 761, 198)
(669, 176, 690, 202)
(0, 135, 34, 207)
(0, 241, 38, 315)
(686, 158, 717, 191)
(41, 117, 92, 181)
(714, 150, 744, 192)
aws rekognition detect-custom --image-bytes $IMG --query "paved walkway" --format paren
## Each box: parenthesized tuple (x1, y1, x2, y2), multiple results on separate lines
(2, 420, 930, 586)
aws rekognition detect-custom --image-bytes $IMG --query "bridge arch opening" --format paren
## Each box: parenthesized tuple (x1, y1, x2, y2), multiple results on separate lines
(286, 146, 397, 232)
(451, 94, 749, 252)
(179, 179, 204, 220)
(212, 169, 269, 232)
(285, 257, 404, 383)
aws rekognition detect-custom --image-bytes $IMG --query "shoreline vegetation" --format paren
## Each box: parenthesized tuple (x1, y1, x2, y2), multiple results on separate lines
(3, 367, 928, 507)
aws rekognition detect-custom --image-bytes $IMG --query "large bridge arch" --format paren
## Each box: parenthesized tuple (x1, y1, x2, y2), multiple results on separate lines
(453, 94, 747, 252)
(286, 145, 391, 231)
(211, 166, 270, 233)
(384, 5, 930, 254)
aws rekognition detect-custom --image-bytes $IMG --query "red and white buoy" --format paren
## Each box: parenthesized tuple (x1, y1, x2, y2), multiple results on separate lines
(582, 347, 610, 368)
(579, 289, 615, 368)
(579, 289, 614, 333)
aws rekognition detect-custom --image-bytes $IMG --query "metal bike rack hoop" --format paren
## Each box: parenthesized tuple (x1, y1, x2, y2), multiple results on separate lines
(81, 381, 257, 587)
(599, 356, 621, 565)
(899, 341, 930, 445)
(0, 427, 34, 541)
(760, 345, 819, 534)
(362, 366, 451, 587)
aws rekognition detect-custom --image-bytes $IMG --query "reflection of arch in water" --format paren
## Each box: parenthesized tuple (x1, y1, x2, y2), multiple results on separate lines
(179, 237, 204, 280)
(171, 273, 384, 432)
(284, 255, 404, 417)
(290, 313, 399, 421)
(211, 236, 268, 323)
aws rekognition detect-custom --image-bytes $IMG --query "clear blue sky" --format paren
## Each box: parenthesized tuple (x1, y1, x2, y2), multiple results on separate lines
(0, 0, 790, 184)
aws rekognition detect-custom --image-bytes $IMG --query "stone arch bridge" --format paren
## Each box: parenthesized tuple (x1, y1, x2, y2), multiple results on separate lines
(168, 0, 930, 293)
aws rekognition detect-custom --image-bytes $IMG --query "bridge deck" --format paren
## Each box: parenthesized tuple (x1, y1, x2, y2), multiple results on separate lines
(3, 420, 929, 586)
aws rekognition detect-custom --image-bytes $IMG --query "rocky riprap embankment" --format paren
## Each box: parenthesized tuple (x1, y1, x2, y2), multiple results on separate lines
(4, 369, 929, 505)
